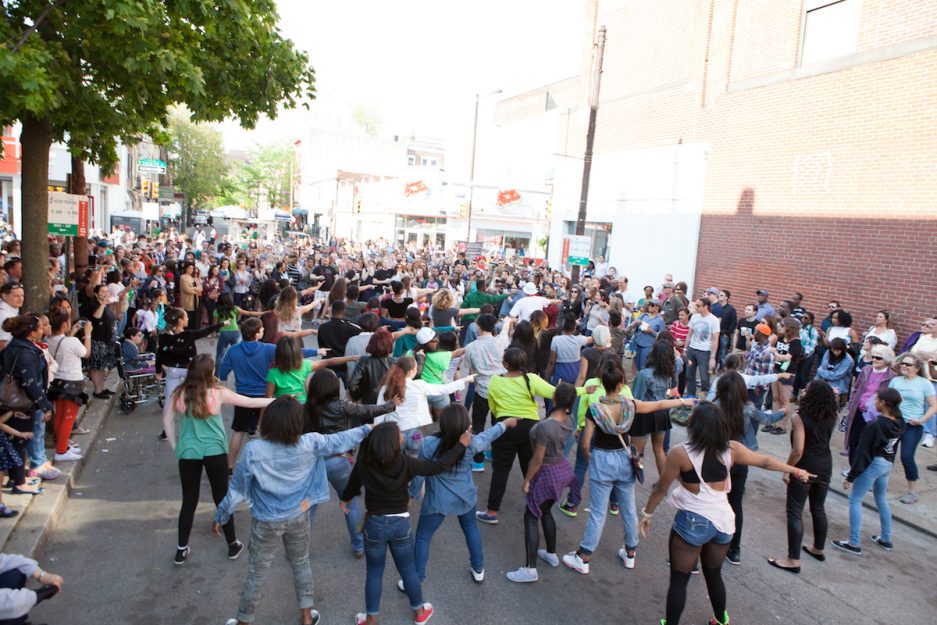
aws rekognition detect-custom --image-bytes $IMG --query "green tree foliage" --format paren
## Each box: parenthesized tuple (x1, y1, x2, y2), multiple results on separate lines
(166, 107, 227, 213)
(0, 0, 315, 311)
(251, 142, 296, 210)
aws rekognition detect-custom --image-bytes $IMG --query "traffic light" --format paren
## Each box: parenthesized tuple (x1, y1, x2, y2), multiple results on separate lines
(460, 202, 470, 219)
(151, 183, 159, 200)
(355, 200, 361, 215)
(141, 178, 150, 196)
(545, 199, 553, 221)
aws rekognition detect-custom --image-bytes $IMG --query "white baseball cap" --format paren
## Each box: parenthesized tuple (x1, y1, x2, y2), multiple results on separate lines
(416, 327, 438, 345)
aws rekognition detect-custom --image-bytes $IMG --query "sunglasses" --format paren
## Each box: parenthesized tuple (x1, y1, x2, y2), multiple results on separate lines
(899, 362, 915, 367)
(871, 356, 884, 361)
(929, 361, 937, 366)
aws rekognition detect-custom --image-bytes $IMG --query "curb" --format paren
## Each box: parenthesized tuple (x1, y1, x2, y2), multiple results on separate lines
(825, 483, 937, 541)
(0, 383, 119, 558)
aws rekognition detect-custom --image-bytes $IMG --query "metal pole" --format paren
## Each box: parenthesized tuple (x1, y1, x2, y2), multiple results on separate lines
(466, 94, 480, 243)
(571, 26, 606, 286)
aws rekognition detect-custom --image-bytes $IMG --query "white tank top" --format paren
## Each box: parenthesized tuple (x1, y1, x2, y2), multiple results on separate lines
(667, 443, 736, 534)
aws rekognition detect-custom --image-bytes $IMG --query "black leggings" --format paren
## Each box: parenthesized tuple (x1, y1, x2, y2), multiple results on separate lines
(524, 500, 556, 568)
(786, 475, 830, 559)
(471, 395, 491, 463)
(178, 454, 235, 547)
(487, 418, 535, 512)
(666, 530, 729, 625)
(847, 411, 866, 465)
(727, 463, 748, 553)
(8, 435, 29, 487)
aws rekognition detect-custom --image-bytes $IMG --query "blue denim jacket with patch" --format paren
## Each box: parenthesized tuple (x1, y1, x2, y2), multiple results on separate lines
(216, 425, 370, 524)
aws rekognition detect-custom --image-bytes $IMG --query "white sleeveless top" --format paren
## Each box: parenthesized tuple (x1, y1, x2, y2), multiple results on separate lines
(667, 443, 736, 534)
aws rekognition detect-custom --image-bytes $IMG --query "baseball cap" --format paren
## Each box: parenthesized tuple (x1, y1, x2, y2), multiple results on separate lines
(416, 327, 438, 345)
(756, 289, 769, 297)
(755, 323, 772, 336)
(705, 287, 720, 296)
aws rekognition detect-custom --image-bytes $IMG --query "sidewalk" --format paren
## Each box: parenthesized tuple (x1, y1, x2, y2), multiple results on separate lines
(0, 374, 119, 557)
(734, 414, 937, 539)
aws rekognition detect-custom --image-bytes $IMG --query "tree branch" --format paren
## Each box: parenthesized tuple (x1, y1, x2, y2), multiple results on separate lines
(11, 0, 63, 53)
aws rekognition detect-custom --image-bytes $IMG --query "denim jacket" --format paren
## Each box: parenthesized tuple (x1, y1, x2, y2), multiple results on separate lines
(418, 423, 507, 516)
(215, 425, 370, 524)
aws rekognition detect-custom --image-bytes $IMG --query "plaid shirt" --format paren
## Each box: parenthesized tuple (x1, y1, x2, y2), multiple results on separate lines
(800, 325, 819, 356)
(745, 342, 776, 386)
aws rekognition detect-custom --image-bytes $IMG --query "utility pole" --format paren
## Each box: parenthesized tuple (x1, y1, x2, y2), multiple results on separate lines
(571, 25, 606, 285)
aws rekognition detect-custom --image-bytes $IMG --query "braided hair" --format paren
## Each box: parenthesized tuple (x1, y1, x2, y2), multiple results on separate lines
(503, 347, 535, 403)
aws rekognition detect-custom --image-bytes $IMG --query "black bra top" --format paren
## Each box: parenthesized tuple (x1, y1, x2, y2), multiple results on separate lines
(680, 452, 729, 484)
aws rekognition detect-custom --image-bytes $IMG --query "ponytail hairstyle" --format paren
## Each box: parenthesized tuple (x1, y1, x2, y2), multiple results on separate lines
(876, 388, 903, 420)
(551, 381, 577, 414)
(380, 356, 415, 404)
(714, 372, 747, 441)
(502, 347, 534, 403)
(434, 403, 471, 460)
(599, 359, 625, 394)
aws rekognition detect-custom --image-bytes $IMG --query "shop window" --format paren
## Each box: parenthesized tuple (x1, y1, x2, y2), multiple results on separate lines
(800, 0, 861, 66)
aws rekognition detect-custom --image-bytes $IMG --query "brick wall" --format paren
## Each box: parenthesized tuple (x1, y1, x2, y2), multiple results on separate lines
(583, 0, 937, 345)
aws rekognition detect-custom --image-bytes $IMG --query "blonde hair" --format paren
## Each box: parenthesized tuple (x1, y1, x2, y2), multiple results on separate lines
(431, 288, 452, 310)
(895, 351, 927, 378)
(275, 286, 298, 322)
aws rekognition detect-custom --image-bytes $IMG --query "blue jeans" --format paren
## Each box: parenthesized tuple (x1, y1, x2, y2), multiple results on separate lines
(116, 310, 128, 338)
(925, 415, 937, 438)
(215, 330, 241, 374)
(414, 510, 483, 580)
(579, 448, 638, 554)
(402, 428, 424, 499)
(364, 515, 423, 615)
(634, 343, 652, 371)
(564, 432, 617, 507)
(848, 456, 893, 545)
(28, 409, 48, 469)
(685, 347, 711, 396)
(899, 424, 924, 482)
(717, 334, 730, 368)
(324, 455, 363, 552)
(672, 510, 733, 547)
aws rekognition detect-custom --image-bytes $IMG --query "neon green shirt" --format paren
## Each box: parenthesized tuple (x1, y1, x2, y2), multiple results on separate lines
(420, 351, 452, 385)
(266, 360, 314, 403)
(488, 373, 555, 421)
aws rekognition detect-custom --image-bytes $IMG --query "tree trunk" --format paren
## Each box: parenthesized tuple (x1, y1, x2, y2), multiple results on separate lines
(70, 156, 89, 279)
(20, 117, 53, 314)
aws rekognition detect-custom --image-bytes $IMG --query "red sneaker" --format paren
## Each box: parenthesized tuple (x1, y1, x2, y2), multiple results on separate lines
(414, 602, 434, 625)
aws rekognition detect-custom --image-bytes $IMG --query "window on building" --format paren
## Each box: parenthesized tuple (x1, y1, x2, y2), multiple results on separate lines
(407, 155, 416, 166)
(800, 0, 861, 66)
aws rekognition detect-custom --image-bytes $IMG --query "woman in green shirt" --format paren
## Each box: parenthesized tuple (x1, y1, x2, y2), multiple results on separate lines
(477, 347, 556, 524)
(265, 336, 361, 403)
(162, 354, 275, 566)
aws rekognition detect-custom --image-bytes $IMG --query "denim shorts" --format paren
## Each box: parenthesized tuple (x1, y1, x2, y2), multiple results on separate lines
(672, 510, 733, 547)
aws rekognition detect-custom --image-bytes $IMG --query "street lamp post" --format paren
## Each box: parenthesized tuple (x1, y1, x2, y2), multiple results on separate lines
(466, 89, 502, 242)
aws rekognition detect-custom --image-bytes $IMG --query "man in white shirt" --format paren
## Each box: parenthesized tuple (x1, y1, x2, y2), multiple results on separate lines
(0, 283, 23, 350)
(594, 256, 609, 278)
(684, 297, 721, 396)
(508, 282, 556, 322)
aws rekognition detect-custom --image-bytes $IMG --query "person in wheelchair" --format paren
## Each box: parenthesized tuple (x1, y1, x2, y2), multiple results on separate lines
(121, 327, 156, 375)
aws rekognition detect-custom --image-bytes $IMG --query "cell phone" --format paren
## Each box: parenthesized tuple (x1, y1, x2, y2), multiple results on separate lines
(77, 319, 87, 329)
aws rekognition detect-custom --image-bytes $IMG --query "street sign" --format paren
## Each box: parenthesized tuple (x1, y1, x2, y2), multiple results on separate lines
(138, 158, 167, 174)
(48, 192, 89, 236)
(465, 242, 484, 258)
(562, 234, 591, 266)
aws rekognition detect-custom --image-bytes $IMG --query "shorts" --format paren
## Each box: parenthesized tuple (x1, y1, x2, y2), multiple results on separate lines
(672, 510, 733, 547)
(232, 404, 261, 434)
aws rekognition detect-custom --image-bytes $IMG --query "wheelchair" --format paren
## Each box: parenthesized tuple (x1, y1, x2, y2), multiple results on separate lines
(114, 343, 164, 413)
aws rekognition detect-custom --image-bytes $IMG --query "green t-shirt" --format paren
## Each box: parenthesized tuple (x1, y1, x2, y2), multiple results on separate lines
(420, 351, 453, 385)
(175, 391, 228, 460)
(266, 360, 314, 403)
(214, 309, 239, 333)
(393, 333, 418, 358)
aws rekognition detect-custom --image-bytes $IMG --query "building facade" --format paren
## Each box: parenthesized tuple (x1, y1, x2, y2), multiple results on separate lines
(503, 0, 937, 342)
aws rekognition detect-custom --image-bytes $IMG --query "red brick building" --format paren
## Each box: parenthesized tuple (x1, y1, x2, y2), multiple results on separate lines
(519, 0, 937, 345)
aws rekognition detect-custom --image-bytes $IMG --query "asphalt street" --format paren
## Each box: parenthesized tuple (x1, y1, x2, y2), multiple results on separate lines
(29, 339, 937, 625)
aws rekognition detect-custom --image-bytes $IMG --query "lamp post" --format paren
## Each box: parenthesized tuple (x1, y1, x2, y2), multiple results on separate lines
(466, 89, 502, 242)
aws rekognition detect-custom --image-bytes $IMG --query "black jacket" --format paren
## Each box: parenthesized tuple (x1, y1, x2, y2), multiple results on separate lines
(341, 435, 466, 515)
(1, 336, 52, 412)
(347, 356, 395, 404)
(306, 398, 395, 436)
(316, 318, 362, 370)
(846, 416, 905, 482)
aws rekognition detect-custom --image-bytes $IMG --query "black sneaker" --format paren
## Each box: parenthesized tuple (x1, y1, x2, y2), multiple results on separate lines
(174, 546, 190, 565)
(871, 535, 893, 551)
(159, 431, 168, 441)
(832, 540, 861, 555)
(228, 540, 244, 560)
(726, 548, 741, 565)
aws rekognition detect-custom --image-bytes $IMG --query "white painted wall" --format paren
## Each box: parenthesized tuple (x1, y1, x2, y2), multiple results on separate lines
(549, 142, 709, 294)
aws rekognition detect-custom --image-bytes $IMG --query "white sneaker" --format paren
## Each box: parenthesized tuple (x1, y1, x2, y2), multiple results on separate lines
(53, 449, 83, 462)
(471, 567, 484, 582)
(537, 549, 559, 567)
(923, 434, 935, 448)
(561, 551, 589, 574)
(506, 567, 538, 583)
(618, 547, 636, 569)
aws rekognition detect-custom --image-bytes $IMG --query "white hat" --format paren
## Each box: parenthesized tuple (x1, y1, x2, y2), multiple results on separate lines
(416, 327, 437, 345)
(522, 282, 538, 296)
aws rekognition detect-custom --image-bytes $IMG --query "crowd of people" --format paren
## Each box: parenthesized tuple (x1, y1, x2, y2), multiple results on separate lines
(0, 225, 935, 625)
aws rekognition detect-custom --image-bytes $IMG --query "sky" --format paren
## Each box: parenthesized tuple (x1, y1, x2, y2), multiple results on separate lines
(221, 0, 587, 174)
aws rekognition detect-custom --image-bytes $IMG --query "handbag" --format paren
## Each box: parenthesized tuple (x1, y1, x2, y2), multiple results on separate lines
(0, 353, 35, 411)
